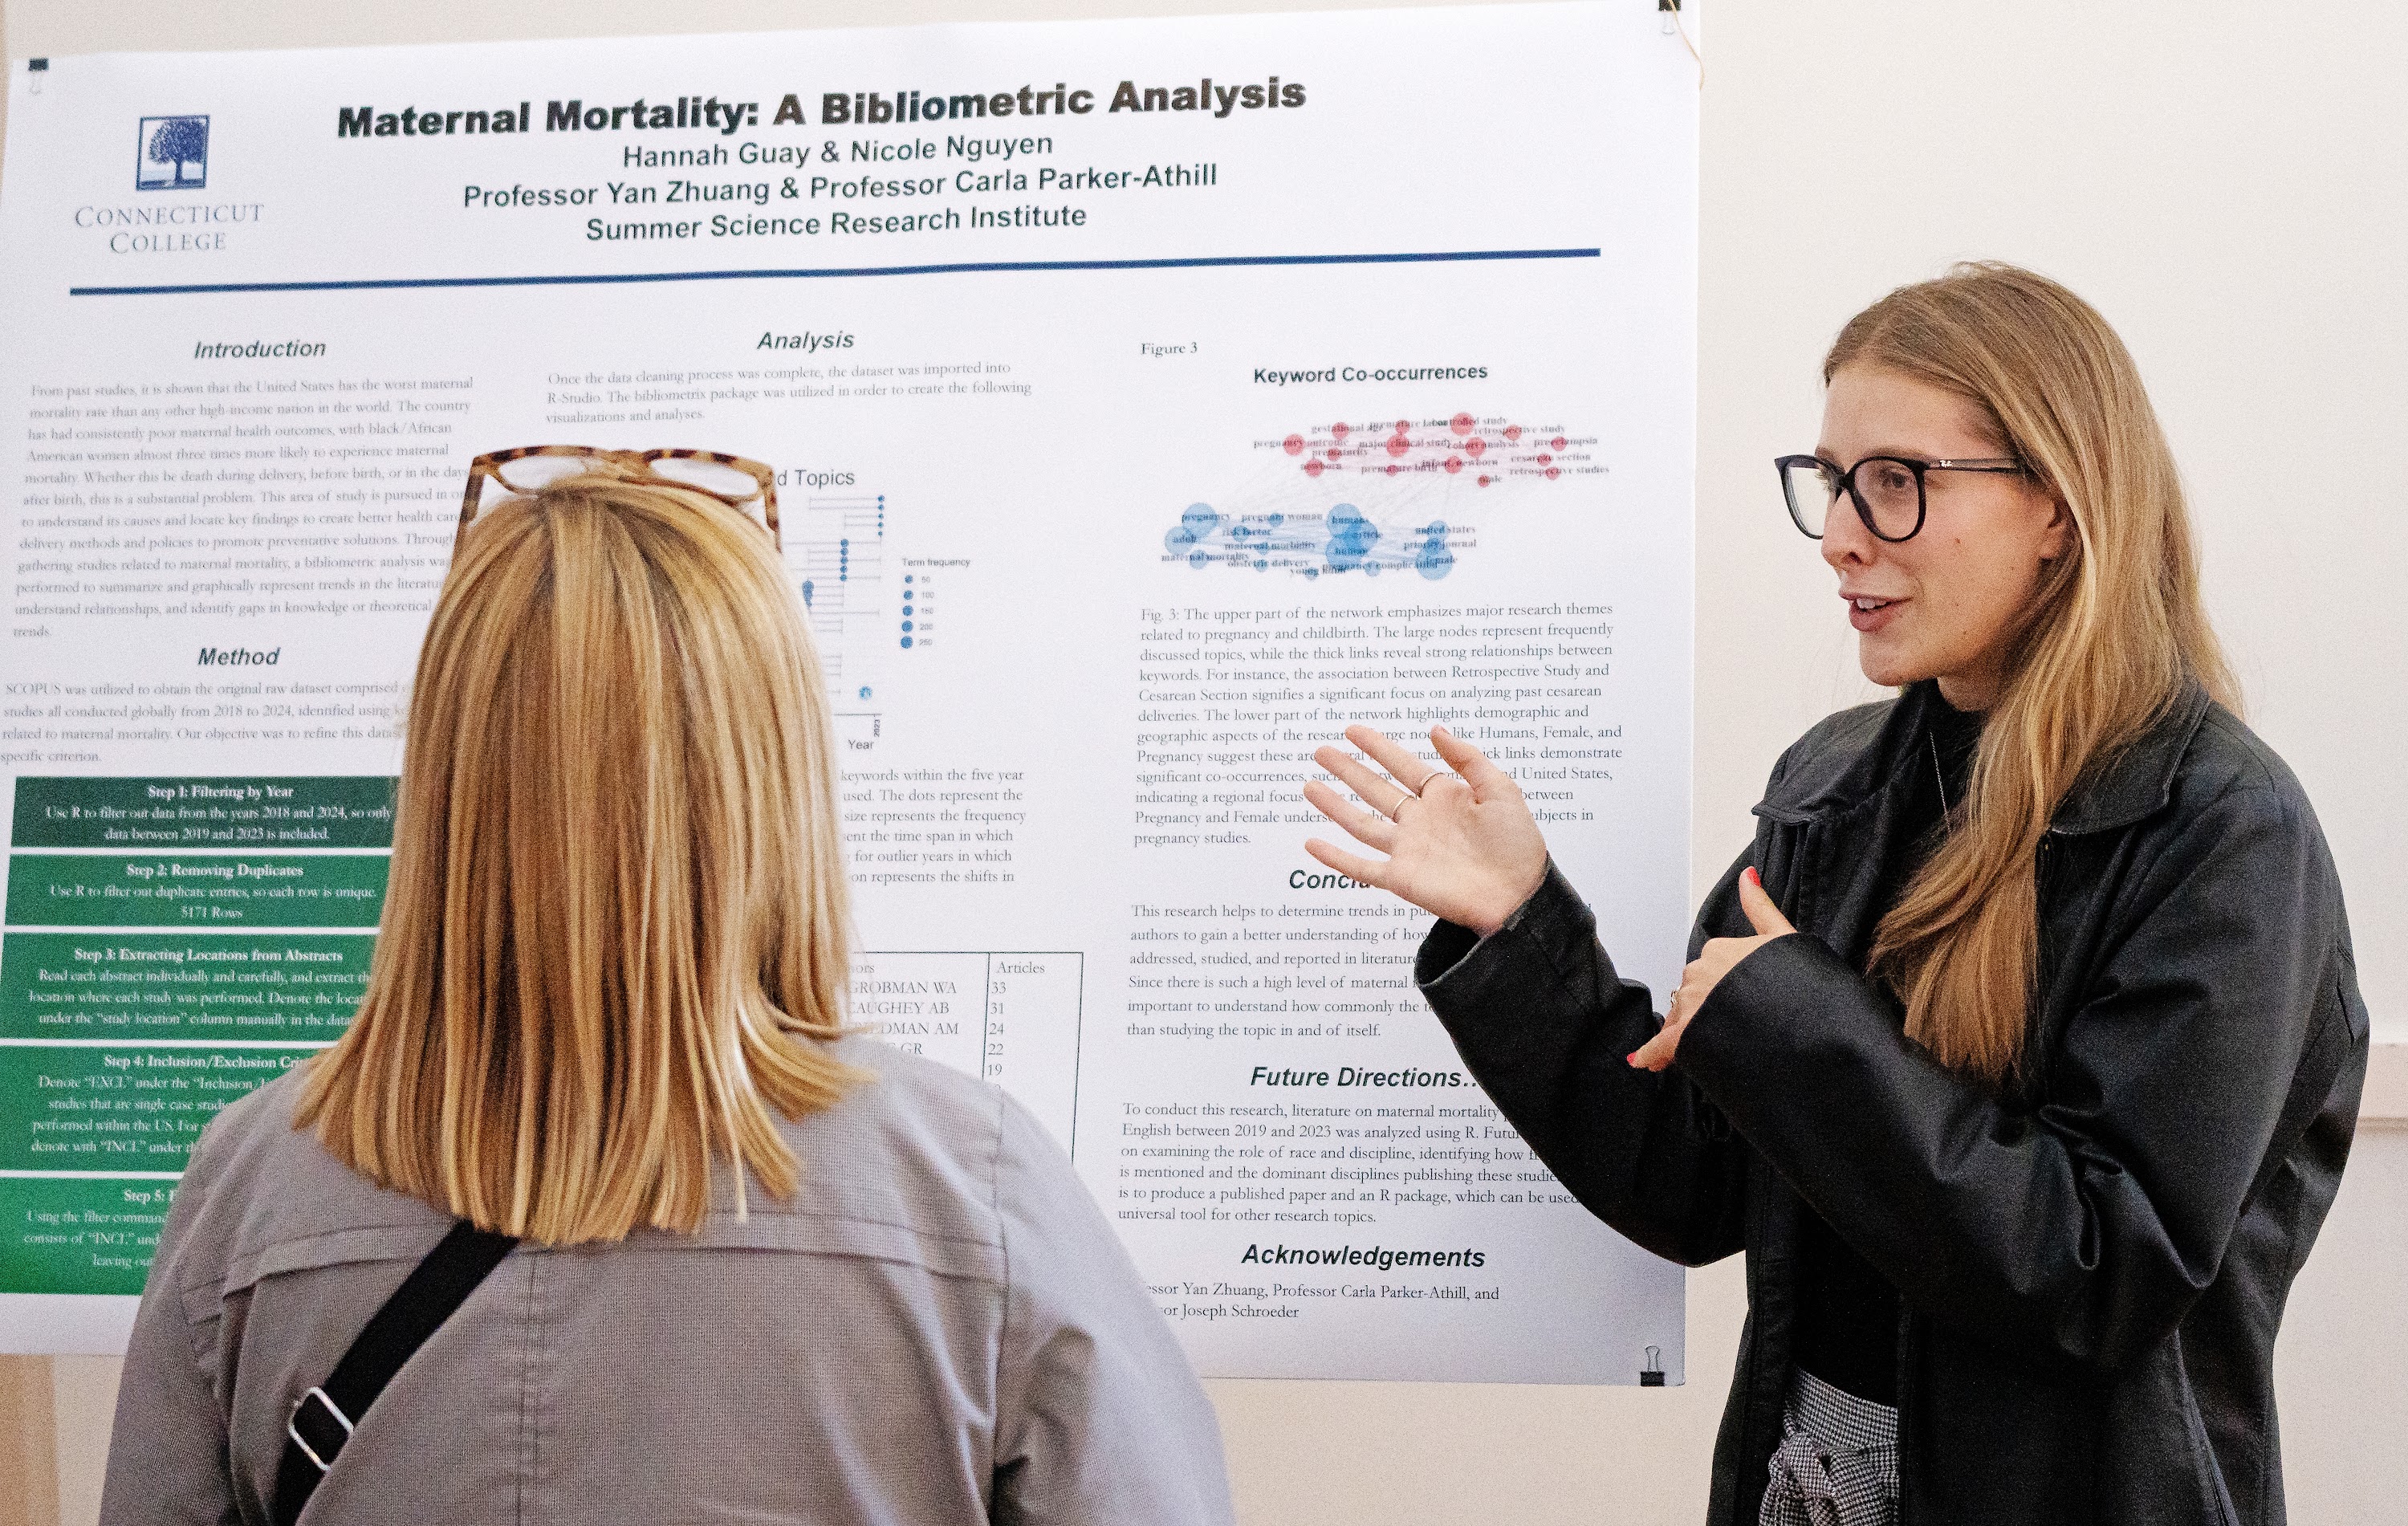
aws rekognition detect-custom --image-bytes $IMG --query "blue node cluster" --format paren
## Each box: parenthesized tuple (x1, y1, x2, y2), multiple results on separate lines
(801, 579, 815, 607)
(1324, 504, 1380, 573)
(1164, 503, 1221, 560)
(1418, 520, 1454, 580)
(1159, 500, 1458, 580)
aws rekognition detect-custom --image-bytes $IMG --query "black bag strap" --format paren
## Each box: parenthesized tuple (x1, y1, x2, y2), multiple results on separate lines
(271, 1220, 519, 1526)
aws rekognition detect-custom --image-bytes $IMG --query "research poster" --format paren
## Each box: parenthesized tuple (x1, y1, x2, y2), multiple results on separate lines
(0, 3, 1696, 1381)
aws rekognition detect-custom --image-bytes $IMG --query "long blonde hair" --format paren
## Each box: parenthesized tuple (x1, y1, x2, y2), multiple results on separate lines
(296, 474, 859, 1243)
(1849, 263, 2238, 1085)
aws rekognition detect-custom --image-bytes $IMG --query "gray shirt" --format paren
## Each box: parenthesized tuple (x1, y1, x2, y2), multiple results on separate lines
(100, 1039, 1233, 1526)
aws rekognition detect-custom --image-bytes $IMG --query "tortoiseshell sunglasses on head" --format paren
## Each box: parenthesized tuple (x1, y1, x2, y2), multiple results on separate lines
(457, 446, 781, 554)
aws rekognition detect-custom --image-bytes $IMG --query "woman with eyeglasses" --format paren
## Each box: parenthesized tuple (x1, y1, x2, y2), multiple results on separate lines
(100, 460, 1234, 1526)
(1303, 263, 2366, 1526)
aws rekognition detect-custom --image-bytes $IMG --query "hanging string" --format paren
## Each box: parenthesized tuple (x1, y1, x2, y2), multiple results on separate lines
(1668, 2, 1702, 82)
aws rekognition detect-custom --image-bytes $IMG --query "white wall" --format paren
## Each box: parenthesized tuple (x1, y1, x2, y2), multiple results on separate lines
(2, 2, 2402, 1523)
(1694, 1, 2408, 1031)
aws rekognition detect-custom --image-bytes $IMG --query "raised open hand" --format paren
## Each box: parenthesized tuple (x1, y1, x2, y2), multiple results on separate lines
(1302, 724, 1548, 937)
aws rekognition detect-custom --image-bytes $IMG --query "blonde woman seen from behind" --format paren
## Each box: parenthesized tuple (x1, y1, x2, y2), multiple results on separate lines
(100, 470, 1234, 1526)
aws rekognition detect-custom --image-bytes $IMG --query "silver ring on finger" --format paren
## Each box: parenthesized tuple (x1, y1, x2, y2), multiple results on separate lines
(1414, 770, 1445, 795)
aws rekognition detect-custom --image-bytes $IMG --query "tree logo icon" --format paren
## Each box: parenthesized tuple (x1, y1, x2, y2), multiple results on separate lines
(135, 115, 209, 190)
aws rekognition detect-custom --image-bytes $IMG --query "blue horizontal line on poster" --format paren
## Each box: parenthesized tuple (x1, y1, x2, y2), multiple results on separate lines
(67, 246, 1601, 298)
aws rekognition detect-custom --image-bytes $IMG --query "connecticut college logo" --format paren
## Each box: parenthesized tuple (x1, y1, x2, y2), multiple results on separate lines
(135, 115, 209, 189)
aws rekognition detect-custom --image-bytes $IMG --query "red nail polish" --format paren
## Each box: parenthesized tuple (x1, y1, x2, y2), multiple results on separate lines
(1745, 866, 1761, 886)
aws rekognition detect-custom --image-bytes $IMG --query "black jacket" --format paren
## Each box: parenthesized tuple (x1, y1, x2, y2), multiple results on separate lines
(1416, 681, 2367, 1525)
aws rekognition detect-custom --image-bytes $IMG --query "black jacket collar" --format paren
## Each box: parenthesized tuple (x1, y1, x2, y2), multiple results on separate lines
(2048, 682, 2215, 836)
(1757, 678, 2215, 838)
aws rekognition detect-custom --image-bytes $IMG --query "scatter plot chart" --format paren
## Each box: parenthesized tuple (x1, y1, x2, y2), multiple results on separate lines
(1158, 409, 1601, 579)
(788, 492, 889, 723)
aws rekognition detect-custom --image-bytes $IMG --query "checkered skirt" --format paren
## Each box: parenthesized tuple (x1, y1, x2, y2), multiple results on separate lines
(1758, 1368, 1900, 1526)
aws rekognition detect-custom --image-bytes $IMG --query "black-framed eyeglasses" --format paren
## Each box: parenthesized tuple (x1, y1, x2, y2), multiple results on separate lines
(1775, 453, 2027, 543)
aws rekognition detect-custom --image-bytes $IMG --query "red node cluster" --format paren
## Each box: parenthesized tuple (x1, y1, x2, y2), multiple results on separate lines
(1267, 412, 1578, 492)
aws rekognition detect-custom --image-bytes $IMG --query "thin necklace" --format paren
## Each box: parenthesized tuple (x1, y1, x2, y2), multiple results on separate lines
(1929, 732, 1953, 828)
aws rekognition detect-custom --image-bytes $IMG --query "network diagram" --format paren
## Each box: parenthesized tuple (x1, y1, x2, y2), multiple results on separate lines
(1161, 410, 1598, 580)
